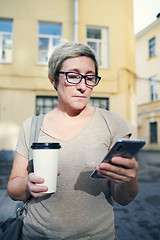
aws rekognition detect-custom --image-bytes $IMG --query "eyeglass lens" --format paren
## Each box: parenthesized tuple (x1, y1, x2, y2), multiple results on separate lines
(66, 72, 99, 86)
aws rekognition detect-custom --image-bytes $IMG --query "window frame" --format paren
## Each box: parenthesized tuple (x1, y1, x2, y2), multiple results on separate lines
(150, 122, 157, 144)
(0, 18, 13, 63)
(36, 96, 58, 115)
(36, 22, 62, 65)
(86, 26, 110, 69)
(89, 97, 109, 110)
(36, 96, 109, 115)
(149, 37, 156, 58)
(150, 76, 158, 102)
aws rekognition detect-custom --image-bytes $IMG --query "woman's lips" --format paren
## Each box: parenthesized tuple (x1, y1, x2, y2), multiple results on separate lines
(74, 95, 86, 98)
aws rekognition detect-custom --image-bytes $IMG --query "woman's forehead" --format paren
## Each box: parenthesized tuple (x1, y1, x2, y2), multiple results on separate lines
(61, 56, 95, 70)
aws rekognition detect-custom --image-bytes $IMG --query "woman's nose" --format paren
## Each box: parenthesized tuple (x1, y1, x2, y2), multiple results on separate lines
(76, 78, 87, 91)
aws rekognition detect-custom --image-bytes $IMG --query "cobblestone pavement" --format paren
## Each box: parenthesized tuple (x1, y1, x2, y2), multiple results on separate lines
(0, 150, 160, 239)
(114, 150, 160, 240)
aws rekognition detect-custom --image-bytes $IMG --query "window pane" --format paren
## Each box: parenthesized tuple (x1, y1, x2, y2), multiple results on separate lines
(39, 23, 61, 35)
(150, 76, 158, 101)
(36, 96, 58, 115)
(37, 98, 43, 106)
(150, 122, 157, 143)
(39, 38, 49, 49)
(100, 28, 108, 67)
(53, 98, 58, 106)
(87, 41, 97, 53)
(0, 19, 13, 63)
(86, 26, 109, 68)
(37, 38, 49, 62)
(89, 97, 109, 110)
(3, 34, 12, 47)
(52, 38, 61, 47)
(149, 37, 156, 57)
(0, 19, 13, 32)
(2, 35, 12, 61)
(45, 98, 53, 106)
(87, 28, 101, 39)
(37, 22, 62, 64)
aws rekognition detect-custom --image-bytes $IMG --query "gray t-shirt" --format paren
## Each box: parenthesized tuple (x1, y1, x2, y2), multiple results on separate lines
(16, 108, 131, 240)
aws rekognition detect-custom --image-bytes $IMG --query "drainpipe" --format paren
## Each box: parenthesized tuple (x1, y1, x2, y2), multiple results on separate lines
(74, 0, 78, 42)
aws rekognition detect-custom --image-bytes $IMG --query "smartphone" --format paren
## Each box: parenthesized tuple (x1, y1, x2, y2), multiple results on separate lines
(90, 139, 146, 179)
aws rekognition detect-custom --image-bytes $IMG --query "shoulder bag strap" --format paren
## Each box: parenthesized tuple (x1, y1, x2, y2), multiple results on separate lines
(28, 114, 44, 173)
(15, 114, 44, 214)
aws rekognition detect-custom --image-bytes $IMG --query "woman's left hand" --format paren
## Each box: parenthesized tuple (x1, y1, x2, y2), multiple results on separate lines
(96, 156, 139, 184)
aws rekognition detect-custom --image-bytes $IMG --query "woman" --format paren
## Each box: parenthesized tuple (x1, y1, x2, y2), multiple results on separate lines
(7, 41, 138, 240)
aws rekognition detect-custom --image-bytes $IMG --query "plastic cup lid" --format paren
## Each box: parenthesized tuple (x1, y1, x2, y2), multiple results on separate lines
(31, 142, 61, 149)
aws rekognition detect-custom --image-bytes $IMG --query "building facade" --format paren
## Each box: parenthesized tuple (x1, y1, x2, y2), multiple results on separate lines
(136, 15, 160, 150)
(0, 0, 136, 154)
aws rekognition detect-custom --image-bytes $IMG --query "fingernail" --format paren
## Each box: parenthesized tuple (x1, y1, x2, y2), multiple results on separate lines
(111, 158, 116, 162)
(39, 178, 44, 183)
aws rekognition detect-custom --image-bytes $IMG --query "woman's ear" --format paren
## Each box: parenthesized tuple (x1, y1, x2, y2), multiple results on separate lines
(48, 74, 57, 90)
(48, 74, 53, 84)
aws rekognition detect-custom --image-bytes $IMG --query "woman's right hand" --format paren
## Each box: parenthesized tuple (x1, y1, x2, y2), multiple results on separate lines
(7, 152, 61, 200)
(27, 173, 49, 198)
(27, 171, 60, 198)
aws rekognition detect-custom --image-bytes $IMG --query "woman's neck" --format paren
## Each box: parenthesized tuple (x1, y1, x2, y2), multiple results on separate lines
(56, 104, 94, 118)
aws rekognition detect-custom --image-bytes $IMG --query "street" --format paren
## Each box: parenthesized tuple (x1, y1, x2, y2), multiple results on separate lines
(0, 150, 160, 240)
(114, 150, 160, 240)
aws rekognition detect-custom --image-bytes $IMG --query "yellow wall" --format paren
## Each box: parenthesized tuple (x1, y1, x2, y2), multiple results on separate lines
(0, 0, 136, 150)
(136, 18, 160, 150)
(138, 101, 160, 150)
(78, 0, 137, 135)
(136, 20, 160, 105)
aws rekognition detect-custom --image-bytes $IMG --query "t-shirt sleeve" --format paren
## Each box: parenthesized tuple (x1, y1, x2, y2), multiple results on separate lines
(109, 111, 132, 145)
(15, 117, 32, 159)
(99, 109, 132, 146)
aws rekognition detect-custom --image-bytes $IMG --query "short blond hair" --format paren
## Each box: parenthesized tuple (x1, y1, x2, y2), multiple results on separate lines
(48, 41, 99, 88)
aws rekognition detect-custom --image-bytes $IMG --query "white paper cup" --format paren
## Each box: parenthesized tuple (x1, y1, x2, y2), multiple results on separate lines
(31, 143, 61, 193)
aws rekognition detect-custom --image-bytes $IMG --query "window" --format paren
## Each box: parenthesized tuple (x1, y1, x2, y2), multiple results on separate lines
(37, 22, 62, 64)
(150, 122, 157, 143)
(0, 19, 13, 63)
(36, 96, 109, 115)
(36, 96, 58, 115)
(89, 97, 109, 110)
(149, 37, 156, 58)
(86, 27, 109, 68)
(150, 76, 158, 101)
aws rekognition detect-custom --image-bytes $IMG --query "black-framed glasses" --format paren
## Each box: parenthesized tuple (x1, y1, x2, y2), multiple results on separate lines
(59, 71, 101, 87)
